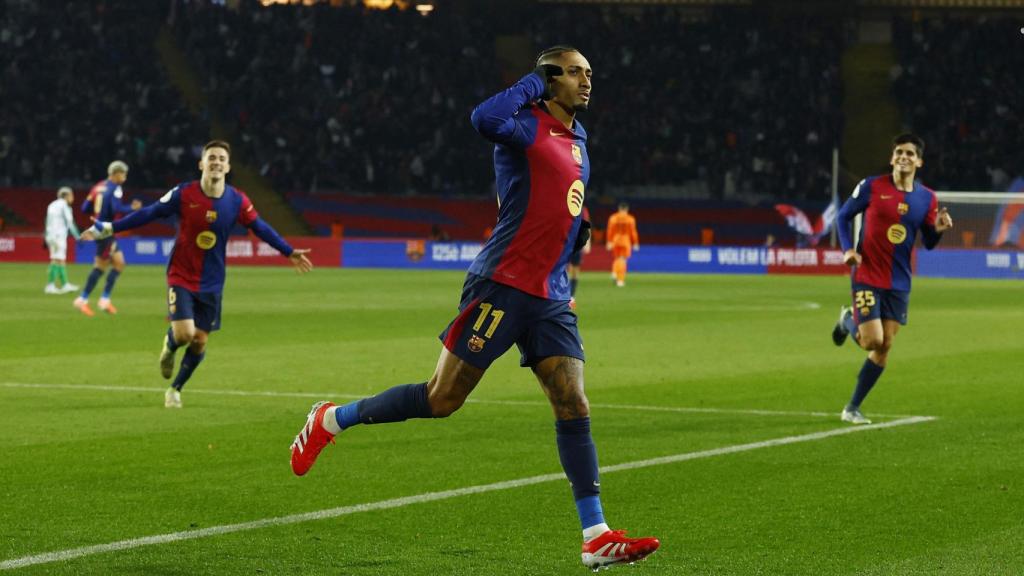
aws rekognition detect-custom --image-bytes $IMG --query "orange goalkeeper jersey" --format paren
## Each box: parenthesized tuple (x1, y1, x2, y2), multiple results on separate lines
(607, 211, 638, 247)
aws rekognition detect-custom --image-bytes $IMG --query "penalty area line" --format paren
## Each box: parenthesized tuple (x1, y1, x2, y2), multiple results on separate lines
(0, 382, 928, 420)
(0, 415, 935, 571)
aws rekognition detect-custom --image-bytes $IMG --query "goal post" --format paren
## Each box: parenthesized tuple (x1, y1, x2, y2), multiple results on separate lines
(934, 191, 1024, 249)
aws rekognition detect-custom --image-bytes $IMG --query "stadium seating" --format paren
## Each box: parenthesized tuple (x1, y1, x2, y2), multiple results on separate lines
(286, 190, 803, 245)
(892, 16, 1023, 191)
(0, 2, 203, 190)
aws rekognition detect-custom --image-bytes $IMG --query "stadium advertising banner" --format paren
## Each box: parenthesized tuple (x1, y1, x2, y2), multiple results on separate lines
(5, 235, 1019, 279)
(630, 246, 848, 275)
(341, 240, 483, 270)
(71, 236, 341, 267)
(338, 241, 849, 275)
(916, 249, 1024, 279)
(0, 236, 75, 263)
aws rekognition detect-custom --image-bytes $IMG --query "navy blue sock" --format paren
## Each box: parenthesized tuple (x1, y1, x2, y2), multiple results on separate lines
(101, 269, 121, 299)
(355, 382, 432, 425)
(570, 278, 578, 297)
(556, 417, 606, 529)
(81, 268, 103, 298)
(848, 358, 884, 409)
(172, 349, 205, 391)
(166, 328, 180, 352)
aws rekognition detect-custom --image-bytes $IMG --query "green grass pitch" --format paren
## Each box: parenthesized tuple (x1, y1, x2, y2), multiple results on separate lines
(1, 262, 1022, 575)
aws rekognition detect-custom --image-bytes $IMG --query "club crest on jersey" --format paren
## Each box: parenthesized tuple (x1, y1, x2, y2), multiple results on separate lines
(205, 210, 218, 223)
(897, 202, 909, 215)
(467, 335, 485, 353)
(566, 180, 585, 217)
(886, 223, 907, 244)
(571, 144, 583, 165)
(196, 230, 217, 250)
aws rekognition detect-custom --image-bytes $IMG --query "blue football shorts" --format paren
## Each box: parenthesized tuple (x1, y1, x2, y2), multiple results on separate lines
(95, 237, 120, 260)
(439, 274, 585, 370)
(851, 282, 910, 326)
(168, 285, 223, 333)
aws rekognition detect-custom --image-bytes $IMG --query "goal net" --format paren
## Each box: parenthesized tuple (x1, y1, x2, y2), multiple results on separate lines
(934, 191, 1024, 250)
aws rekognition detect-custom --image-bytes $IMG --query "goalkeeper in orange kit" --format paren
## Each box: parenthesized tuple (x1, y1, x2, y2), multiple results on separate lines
(606, 202, 639, 287)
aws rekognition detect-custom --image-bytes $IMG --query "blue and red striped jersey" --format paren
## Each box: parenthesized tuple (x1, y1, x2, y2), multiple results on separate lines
(113, 181, 270, 293)
(469, 72, 589, 300)
(82, 179, 133, 222)
(838, 175, 941, 291)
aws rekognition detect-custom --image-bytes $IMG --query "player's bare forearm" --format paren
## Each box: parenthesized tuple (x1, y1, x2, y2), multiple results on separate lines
(843, 249, 861, 267)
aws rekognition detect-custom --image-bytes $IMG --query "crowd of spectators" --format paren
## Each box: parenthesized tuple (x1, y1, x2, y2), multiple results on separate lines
(171, 2, 845, 200)
(891, 16, 1022, 191)
(20, 2, 1019, 202)
(531, 6, 845, 200)
(173, 1, 500, 195)
(0, 1, 205, 190)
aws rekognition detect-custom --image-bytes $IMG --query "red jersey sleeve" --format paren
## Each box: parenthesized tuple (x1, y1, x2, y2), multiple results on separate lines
(924, 191, 939, 227)
(236, 191, 260, 226)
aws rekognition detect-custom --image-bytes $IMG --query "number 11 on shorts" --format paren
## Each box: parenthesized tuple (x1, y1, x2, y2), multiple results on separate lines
(473, 302, 505, 338)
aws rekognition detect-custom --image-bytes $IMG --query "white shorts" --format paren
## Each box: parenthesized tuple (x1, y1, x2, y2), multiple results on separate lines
(46, 236, 67, 261)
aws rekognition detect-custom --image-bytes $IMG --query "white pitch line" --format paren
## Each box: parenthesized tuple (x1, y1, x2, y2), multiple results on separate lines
(0, 415, 935, 571)
(0, 382, 926, 419)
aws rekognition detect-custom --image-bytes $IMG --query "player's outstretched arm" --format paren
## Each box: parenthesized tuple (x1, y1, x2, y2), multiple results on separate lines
(289, 249, 313, 274)
(248, 218, 313, 274)
(83, 195, 176, 240)
(80, 222, 108, 241)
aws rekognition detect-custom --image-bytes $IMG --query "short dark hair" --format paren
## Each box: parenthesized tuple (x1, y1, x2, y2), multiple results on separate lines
(892, 133, 924, 156)
(618, 202, 629, 210)
(202, 139, 232, 159)
(536, 45, 579, 66)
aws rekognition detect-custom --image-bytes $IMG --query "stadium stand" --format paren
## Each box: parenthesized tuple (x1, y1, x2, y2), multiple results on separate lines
(171, 3, 845, 200)
(0, 1, 204, 190)
(891, 16, 1023, 191)
(2, 2, 1018, 246)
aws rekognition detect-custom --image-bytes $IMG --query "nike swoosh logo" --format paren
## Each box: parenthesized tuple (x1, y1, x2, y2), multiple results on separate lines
(549, 129, 568, 137)
(880, 195, 893, 199)
(189, 203, 200, 208)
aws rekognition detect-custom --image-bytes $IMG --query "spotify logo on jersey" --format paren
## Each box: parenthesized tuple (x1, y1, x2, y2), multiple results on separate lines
(566, 180, 585, 217)
(886, 223, 907, 244)
(196, 231, 218, 250)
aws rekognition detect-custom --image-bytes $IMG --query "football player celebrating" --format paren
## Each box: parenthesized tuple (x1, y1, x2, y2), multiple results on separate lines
(831, 133, 953, 424)
(82, 141, 312, 407)
(288, 46, 659, 570)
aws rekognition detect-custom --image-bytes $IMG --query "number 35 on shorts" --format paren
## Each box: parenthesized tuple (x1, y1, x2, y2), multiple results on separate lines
(854, 290, 875, 310)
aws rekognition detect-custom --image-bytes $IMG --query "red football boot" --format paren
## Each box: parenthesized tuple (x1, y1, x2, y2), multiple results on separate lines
(581, 529, 660, 571)
(290, 401, 337, 476)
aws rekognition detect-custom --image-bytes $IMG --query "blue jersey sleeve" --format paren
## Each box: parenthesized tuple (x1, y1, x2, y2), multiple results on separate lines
(109, 190, 134, 215)
(838, 179, 871, 252)
(112, 187, 180, 233)
(248, 217, 294, 256)
(470, 72, 545, 148)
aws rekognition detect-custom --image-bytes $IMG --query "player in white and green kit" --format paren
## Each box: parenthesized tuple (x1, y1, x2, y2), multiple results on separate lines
(44, 187, 81, 294)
